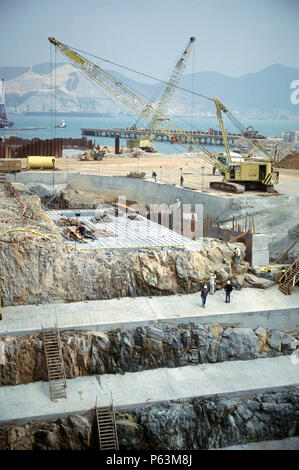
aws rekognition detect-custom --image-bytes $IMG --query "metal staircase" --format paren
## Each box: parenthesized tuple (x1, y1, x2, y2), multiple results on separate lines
(279, 256, 299, 295)
(96, 402, 119, 450)
(42, 325, 67, 401)
(0, 174, 6, 197)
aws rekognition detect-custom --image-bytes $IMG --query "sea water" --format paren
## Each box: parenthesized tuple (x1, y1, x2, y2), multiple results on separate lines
(1, 114, 298, 155)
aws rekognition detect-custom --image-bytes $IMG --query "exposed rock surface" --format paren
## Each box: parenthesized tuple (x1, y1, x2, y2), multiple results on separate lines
(0, 193, 60, 236)
(0, 325, 297, 386)
(244, 273, 276, 289)
(270, 224, 299, 263)
(120, 387, 299, 450)
(57, 188, 118, 209)
(0, 232, 249, 306)
(0, 387, 298, 450)
(249, 265, 289, 282)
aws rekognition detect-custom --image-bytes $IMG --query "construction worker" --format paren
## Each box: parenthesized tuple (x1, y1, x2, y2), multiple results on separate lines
(77, 225, 86, 236)
(235, 247, 241, 264)
(201, 285, 209, 308)
(180, 175, 184, 187)
(170, 198, 181, 210)
(225, 281, 233, 303)
(212, 166, 217, 176)
(152, 171, 157, 183)
(209, 272, 217, 295)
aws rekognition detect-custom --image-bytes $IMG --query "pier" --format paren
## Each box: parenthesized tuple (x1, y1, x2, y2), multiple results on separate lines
(81, 127, 244, 146)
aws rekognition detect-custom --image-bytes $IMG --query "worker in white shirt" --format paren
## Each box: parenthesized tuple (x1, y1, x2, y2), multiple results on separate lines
(209, 273, 217, 295)
(235, 247, 241, 264)
(170, 198, 181, 210)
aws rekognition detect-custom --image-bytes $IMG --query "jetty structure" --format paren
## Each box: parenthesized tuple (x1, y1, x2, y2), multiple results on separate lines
(81, 126, 264, 146)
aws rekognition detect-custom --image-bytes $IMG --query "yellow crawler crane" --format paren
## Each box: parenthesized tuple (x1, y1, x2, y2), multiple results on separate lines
(211, 98, 279, 191)
(48, 37, 279, 193)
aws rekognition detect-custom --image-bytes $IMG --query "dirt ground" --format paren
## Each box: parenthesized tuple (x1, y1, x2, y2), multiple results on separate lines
(57, 152, 223, 192)
(55, 151, 299, 195)
(277, 152, 299, 170)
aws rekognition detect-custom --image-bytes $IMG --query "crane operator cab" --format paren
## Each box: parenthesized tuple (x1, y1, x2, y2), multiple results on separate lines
(223, 161, 279, 192)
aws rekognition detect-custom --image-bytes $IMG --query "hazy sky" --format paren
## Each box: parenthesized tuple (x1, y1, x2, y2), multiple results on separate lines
(2, 0, 299, 80)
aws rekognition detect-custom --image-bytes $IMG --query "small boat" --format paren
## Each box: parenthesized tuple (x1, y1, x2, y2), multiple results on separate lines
(0, 120, 14, 129)
(55, 120, 67, 128)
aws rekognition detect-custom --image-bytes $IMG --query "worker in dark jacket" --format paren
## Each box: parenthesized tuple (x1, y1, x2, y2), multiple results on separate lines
(201, 285, 209, 308)
(225, 280, 233, 303)
(77, 225, 86, 236)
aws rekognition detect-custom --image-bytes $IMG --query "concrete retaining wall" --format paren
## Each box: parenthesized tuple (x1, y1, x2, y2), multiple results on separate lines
(9, 171, 235, 219)
(63, 307, 299, 334)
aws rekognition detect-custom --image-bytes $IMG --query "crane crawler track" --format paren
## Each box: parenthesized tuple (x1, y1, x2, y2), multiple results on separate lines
(210, 181, 245, 193)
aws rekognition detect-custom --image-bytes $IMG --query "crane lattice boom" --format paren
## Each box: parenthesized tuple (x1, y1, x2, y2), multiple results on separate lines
(48, 37, 227, 172)
(153, 36, 196, 122)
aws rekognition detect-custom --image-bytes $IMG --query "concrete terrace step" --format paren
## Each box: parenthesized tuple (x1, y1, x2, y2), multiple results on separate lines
(0, 355, 298, 425)
(216, 437, 299, 450)
(1, 286, 299, 336)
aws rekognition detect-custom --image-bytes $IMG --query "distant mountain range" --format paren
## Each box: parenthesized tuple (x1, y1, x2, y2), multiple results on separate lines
(1, 62, 298, 117)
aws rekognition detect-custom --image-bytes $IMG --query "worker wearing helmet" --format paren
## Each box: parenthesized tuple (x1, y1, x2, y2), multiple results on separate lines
(201, 284, 209, 308)
(170, 198, 181, 210)
(225, 280, 233, 303)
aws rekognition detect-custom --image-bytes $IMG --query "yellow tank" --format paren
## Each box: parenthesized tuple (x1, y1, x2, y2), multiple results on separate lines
(27, 156, 56, 169)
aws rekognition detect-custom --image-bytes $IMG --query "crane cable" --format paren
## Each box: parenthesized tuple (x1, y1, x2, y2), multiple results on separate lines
(58, 49, 207, 162)
(50, 43, 53, 139)
(54, 41, 245, 143)
(132, 43, 184, 128)
(63, 43, 213, 103)
(190, 40, 195, 128)
(54, 47, 57, 139)
(52, 40, 262, 149)
(58, 49, 214, 149)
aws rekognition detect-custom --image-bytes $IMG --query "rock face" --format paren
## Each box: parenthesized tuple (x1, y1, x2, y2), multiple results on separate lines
(244, 273, 276, 289)
(0, 411, 96, 451)
(58, 188, 118, 209)
(120, 387, 299, 450)
(0, 325, 297, 386)
(0, 387, 298, 450)
(270, 223, 299, 263)
(249, 265, 289, 282)
(0, 232, 249, 306)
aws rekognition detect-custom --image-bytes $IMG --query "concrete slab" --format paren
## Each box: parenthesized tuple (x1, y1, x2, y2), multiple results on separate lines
(0, 286, 298, 336)
(0, 356, 298, 425)
(217, 437, 299, 450)
(48, 208, 201, 249)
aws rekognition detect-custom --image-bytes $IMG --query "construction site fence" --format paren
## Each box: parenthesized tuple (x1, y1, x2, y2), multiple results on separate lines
(0, 137, 94, 159)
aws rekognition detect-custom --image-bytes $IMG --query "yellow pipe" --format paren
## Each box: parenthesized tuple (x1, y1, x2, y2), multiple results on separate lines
(27, 156, 56, 169)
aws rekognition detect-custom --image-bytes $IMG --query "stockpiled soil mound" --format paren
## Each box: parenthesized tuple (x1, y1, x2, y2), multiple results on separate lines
(277, 153, 299, 169)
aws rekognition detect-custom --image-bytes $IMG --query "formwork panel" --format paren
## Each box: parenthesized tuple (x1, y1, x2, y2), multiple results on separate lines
(47, 209, 201, 250)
